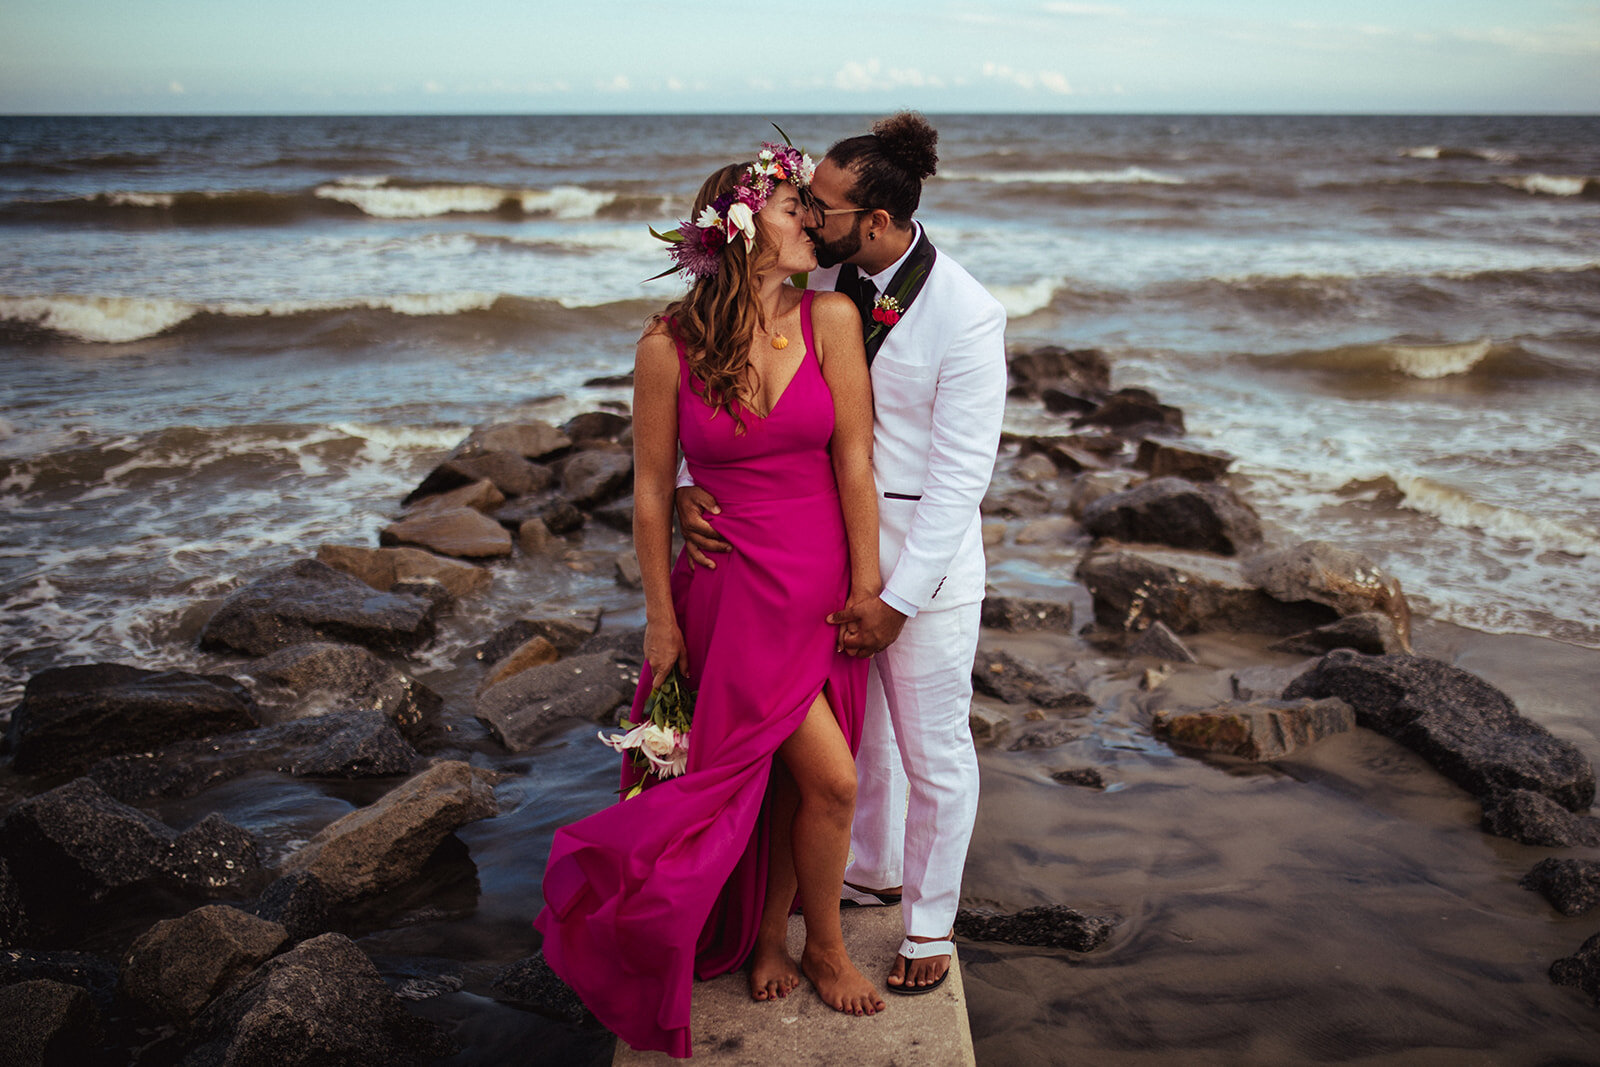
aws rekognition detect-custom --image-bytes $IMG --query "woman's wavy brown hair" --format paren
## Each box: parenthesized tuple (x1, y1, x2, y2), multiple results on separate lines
(653, 162, 784, 432)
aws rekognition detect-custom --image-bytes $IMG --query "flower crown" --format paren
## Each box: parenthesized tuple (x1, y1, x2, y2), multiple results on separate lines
(651, 139, 815, 282)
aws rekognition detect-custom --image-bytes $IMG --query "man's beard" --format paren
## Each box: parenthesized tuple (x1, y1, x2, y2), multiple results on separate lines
(806, 224, 863, 269)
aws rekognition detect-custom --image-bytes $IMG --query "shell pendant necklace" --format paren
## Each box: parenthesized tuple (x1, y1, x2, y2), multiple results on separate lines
(770, 331, 789, 350)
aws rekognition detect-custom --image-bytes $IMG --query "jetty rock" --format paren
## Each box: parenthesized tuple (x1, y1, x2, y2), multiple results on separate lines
(120, 904, 288, 1025)
(180, 932, 456, 1066)
(1550, 932, 1600, 1006)
(1072, 387, 1186, 437)
(972, 650, 1093, 710)
(475, 652, 637, 752)
(981, 595, 1075, 634)
(1284, 650, 1595, 812)
(7, 662, 258, 776)
(455, 419, 570, 462)
(1152, 698, 1355, 761)
(242, 641, 442, 738)
(1521, 859, 1600, 917)
(1481, 789, 1600, 847)
(1133, 438, 1233, 482)
(199, 559, 438, 657)
(954, 903, 1117, 952)
(558, 449, 633, 509)
(1007, 344, 1111, 399)
(1243, 540, 1412, 651)
(0, 979, 104, 1066)
(1081, 477, 1262, 555)
(279, 760, 499, 904)
(380, 505, 512, 559)
(404, 450, 554, 505)
(317, 543, 491, 601)
(1269, 612, 1406, 656)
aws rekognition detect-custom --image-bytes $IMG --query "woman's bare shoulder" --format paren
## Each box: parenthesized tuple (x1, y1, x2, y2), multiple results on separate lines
(635, 322, 679, 375)
(810, 289, 858, 325)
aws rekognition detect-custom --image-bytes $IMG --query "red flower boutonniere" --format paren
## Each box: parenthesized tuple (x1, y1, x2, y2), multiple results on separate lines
(864, 262, 927, 345)
(871, 294, 902, 326)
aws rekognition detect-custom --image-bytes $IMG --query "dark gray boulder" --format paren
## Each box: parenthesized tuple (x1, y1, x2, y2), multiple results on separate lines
(1007, 723, 1080, 751)
(380, 506, 512, 559)
(1244, 541, 1412, 651)
(456, 420, 570, 462)
(181, 933, 455, 1066)
(0, 950, 120, 1016)
(120, 905, 288, 1025)
(1073, 388, 1185, 436)
(560, 450, 633, 509)
(0, 979, 104, 1067)
(165, 812, 265, 894)
(491, 951, 597, 1026)
(971, 650, 1093, 710)
(538, 498, 586, 535)
(199, 560, 437, 657)
(237, 872, 334, 944)
(1481, 790, 1600, 847)
(1078, 544, 1336, 636)
(1051, 767, 1107, 790)
(1081, 477, 1262, 555)
(243, 642, 441, 738)
(1521, 859, 1600, 917)
(315, 543, 490, 601)
(1152, 698, 1355, 761)
(475, 652, 637, 752)
(7, 663, 257, 776)
(560, 411, 631, 444)
(478, 614, 601, 663)
(954, 904, 1117, 951)
(1550, 932, 1600, 1005)
(1283, 650, 1595, 811)
(0, 855, 30, 947)
(1127, 621, 1198, 663)
(1006, 345, 1111, 399)
(287, 712, 418, 778)
(1133, 439, 1233, 481)
(980, 596, 1074, 634)
(1268, 612, 1405, 656)
(403, 450, 554, 505)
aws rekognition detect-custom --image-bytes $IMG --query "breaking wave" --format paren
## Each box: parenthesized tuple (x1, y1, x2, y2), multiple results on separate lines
(1399, 145, 1519, 163)
(942, 166, 1186, 186)
(1390, 475, 1600, 556)
(1246, 337, 1578, 383)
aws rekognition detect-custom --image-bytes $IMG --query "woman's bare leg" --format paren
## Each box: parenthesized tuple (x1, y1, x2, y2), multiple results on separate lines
(779, 690, 885, 1015)
(749, 759, 802, 1000)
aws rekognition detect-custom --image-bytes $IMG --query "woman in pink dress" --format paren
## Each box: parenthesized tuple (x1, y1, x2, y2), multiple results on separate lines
(534, 142, 885, 1057)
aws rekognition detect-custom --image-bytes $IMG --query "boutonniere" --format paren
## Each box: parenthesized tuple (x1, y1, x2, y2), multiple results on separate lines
(865, 263, 927, 344)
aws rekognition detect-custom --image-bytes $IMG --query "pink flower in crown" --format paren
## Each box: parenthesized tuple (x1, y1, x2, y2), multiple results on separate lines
(668, 219, 725, 278)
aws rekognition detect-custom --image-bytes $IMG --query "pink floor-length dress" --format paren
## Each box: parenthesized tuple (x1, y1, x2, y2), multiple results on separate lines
(534, 290, 867, 1058)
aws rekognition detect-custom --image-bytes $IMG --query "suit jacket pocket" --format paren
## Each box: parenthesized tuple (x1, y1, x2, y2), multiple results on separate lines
(872, 353, 932, 381)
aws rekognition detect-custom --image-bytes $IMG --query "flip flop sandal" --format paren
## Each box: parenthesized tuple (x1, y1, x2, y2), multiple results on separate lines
(886, 937, 954, 996)
(840, 884, 903, 908)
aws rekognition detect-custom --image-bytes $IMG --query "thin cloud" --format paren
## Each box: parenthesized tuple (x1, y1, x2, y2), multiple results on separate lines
(833, 59, 943, 92)
(982, 62, 1074, 94)
(1040, 2, 1127, 15)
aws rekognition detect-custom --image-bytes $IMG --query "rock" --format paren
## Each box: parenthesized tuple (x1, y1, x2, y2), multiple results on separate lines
(243, 642, 441, 738)
(479, 615, 599, 664)
(1268, 612, 1405, 656)
(0, 856, 30, 947)
(1051, 767, 1106, 789)
(1127, 621, 1198, 663)
(475, 653, 636, 752)
(559, 450, 633, 509)
(380, 506, 512, 559)
(88, 711, 418, 802)
(1243, 541, 1412, 651)
(316, 544, 491, 600)
(971, 650, 1093, 710)
(1015, 516, 1082, 545)
(1133, 439, 1233, 481)
(478, 636, 561, 695)
(1006, 346, 1111, 398)
(1081, 477, 1262, 555)
(592, 498, 635, 533)
(0, 979, 103, 1066)
(279, 761, 499, 903)
(1014, 453, 1059, 481)
(7, 663, 258, 776)
(287, 712, 417, 779)
(1040, 387, 1098, 415)
(981, 596, 1074, 634)
(238, 872, 334, 943)
(1008, 723, 1079, 751)
(584, 372, 633, 388)
(560, 411, 631, 444)
(165, 812, 265, 894)
(456, 420, 570, 462)
(982, 522, 1006, 548)
(182, 932, 456, 1066)
(120, 905, 288, 1024)
(403, 451, 553, 505)
(1078, 544, 1337, 636)
(969, 705, 1010, 745)
(539, 499, 586, 535)
(1014, 435, 1108, 475)
(1067, 470, 1139, 518)
(1481, 790, 1600, 847)
(517, 518, 552, 555)
(614, 551, 643, 589)
(1521, 859, 1600, 917)
(954, 904, 1117, 952)
(1152, 698, 1355, 761)
(1550, 932, 1600, 1005)
(199, 560, 437, 657)
(577, 628, 646, 663)
(402, 478, 504, 516)
(0, 950, 119, 1016)
(980, 486, 1053, 519)
(1283, 650, 1595, 811)
(1073, 388, 1185, 436)
(491, 951, 597, 1026)
(1230, 664, 1309, 701)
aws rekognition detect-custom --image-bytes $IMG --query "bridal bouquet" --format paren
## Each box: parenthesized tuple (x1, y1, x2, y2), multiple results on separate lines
(599, 666, 696, 799)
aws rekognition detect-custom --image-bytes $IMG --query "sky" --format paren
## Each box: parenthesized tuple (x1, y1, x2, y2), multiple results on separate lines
(2, 0, 1597, 115)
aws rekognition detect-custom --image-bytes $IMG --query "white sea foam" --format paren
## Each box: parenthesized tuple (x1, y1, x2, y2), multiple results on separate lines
(106, 191, 178, 208)
(1394, 475, 1600, 556)
(941, 166, 1185, 185)
(314, 179, 616, 219)
(1499, 174, 1591, 197)
(0, 294, 196, 343)
(1399, 145, 1518, 163)
(1383, 338, 1493, 379)
(988, 276, 1061, 318)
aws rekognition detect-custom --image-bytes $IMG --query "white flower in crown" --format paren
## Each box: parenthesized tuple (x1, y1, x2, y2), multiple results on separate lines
(724, 201, 756, 251)
(695, 205, 723, 232)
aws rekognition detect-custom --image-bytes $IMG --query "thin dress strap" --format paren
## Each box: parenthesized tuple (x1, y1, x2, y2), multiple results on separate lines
(799, 289, 816, 364)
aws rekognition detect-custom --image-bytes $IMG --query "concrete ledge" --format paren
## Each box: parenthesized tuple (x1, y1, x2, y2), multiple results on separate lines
(614, 906, 974, 1065)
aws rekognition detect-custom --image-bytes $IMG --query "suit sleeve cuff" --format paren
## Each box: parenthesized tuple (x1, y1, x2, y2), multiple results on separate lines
(879, 588, 919, 619)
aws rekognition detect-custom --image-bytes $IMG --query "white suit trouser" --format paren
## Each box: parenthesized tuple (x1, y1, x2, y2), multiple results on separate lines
(845, 600, 982, 940)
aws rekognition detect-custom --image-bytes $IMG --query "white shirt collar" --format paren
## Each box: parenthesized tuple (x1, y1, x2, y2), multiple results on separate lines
(859, 221, 922, 293)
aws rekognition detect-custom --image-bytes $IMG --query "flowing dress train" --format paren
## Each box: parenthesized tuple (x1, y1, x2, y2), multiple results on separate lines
(535, 290, 867, 1058)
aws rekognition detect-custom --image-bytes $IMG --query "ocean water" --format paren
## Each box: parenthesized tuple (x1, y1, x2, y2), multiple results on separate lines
(2, 112, 1599, 1062)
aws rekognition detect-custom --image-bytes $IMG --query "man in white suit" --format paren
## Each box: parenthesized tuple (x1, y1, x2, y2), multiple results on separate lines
(682, 113, 1008, 995)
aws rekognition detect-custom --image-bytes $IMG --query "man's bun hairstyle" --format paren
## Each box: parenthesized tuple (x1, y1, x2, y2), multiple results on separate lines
(826, 111, 939, 224)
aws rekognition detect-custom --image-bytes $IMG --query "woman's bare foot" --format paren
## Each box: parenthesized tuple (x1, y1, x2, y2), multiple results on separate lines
(885, 932, 953, 991)
(748, 941, 802, 1001)
(802, 944, 886, 1015)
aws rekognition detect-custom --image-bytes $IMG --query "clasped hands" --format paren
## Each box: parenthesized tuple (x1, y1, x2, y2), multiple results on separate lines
(676, 486, 905, 658)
